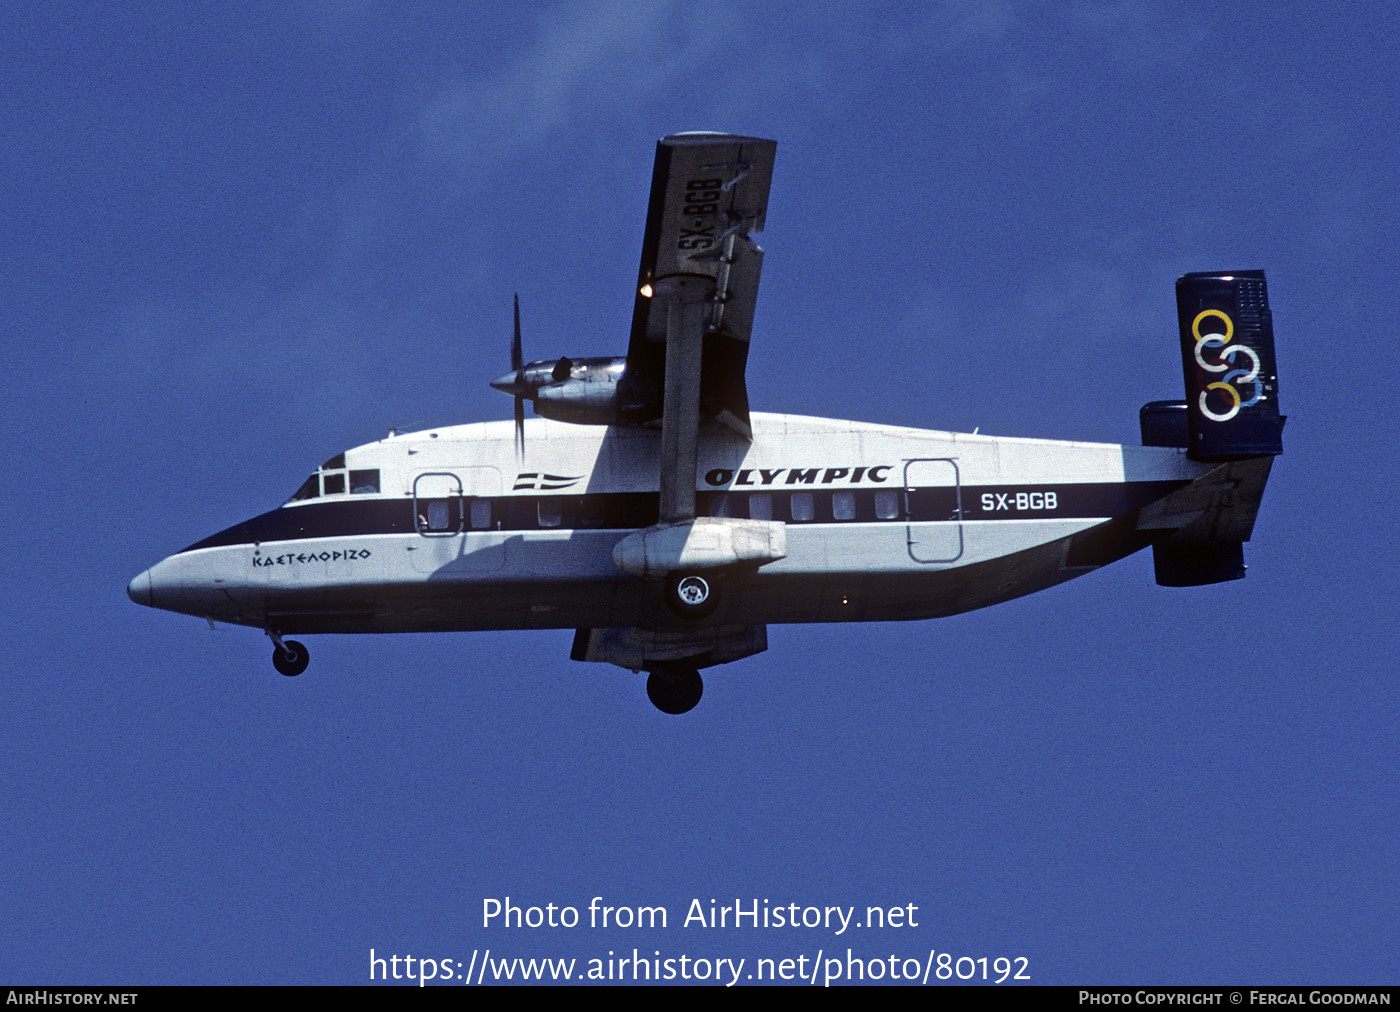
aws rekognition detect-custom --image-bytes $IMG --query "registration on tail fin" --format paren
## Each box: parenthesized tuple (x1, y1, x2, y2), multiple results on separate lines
(1175, 270, 1284, 460)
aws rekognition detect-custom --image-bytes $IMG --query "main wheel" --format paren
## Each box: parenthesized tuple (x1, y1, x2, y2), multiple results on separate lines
(272, 640, 310, 677)
(646, 665, 703, 714)
(665, 572, 720, 620)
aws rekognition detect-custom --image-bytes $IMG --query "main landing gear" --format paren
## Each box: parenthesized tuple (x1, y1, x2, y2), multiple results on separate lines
(267, 629, 309, 677)
(647, 571, 722, 711)
(646, 663, 703, 714)
(665, 571, 721, 620)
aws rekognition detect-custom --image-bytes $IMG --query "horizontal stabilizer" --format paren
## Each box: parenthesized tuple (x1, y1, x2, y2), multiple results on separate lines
(1153, 543, 1246, 586)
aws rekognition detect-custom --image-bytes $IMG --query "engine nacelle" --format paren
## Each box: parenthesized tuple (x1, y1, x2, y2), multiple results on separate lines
(491, 355, 627, 425)
(534, 358, 624, 424)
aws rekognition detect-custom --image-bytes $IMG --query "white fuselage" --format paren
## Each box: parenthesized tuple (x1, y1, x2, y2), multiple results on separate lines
(130, 412, 1209, 635)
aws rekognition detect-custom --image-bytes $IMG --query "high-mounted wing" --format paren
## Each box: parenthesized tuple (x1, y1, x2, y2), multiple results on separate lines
(618, 133, 776, 522)
(619, 134, 775, 436)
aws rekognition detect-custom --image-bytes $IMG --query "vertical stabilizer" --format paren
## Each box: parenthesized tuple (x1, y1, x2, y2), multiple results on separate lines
(1175, 271, 1284, 460)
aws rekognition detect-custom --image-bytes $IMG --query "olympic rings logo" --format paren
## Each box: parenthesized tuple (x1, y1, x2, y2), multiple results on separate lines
(1192, 309, 1261, 422)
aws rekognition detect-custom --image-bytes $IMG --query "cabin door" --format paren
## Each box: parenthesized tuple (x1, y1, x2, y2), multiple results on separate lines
(409, 468, 504, 574)
(904, 458, 963, 563)
(413, 472, 463, 536)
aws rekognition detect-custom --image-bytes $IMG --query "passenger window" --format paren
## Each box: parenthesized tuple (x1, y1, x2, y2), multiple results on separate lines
(538, 499, 562, 528)
(349, 469, 380, 494)
(322, 472, 345, 495)
(790, 492, 814, 521)
(578, 497, 603, 527)
(875, 490, 900, 520)
(748, 493, 772, 520)
(708, 493, 731, 518)
(832, 490, 856, 520)
(470, 499, 492, 529)
(424, 501, 450, 531)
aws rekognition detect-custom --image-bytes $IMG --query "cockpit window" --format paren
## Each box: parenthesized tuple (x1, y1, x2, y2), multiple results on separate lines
(288, 474, 319, 503)
(288, 458, 377, 502)
(349, 469, 380, 494)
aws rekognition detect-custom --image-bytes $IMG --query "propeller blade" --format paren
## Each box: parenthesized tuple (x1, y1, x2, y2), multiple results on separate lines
(514, 395, 525, 459)
(552, 356, 573, 383)
(510, 293, 526, 459)
(512, 293, 523, 373)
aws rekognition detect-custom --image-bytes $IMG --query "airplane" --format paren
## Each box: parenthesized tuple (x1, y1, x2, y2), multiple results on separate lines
(128, 132, 1284, 714)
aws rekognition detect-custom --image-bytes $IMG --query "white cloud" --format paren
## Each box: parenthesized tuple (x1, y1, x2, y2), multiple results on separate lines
(417, 1, 733, 173)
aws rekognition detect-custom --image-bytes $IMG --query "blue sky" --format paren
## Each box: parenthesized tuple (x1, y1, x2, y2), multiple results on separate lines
(3, 1, 1396, 985)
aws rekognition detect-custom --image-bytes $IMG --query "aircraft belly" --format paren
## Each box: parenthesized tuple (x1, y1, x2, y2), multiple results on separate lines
(774, 517, 1104, 574)
(261, 576, 646, 635)
(733, 534, 1090, 624)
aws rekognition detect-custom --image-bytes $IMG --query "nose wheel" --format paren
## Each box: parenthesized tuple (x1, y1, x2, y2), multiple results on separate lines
(267, 630, 310, 677)
(646, 664, 703, 714)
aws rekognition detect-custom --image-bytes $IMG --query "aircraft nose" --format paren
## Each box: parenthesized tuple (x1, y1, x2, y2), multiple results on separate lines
(127, 569, 153, 607)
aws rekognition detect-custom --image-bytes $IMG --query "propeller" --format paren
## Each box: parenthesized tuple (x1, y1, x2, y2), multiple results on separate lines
(488, 294, 532, 459)
(490, 294, 570, 460)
